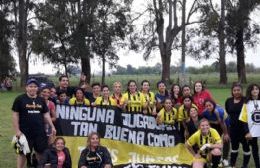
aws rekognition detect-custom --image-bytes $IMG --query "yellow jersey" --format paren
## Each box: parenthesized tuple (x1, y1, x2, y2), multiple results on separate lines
(187, 128, 221, 148)
(158, 107, 178, 125)
(69, 97, 90, 106)
(94, 97, 117, 106)
(122, 92, 146, 112)
(142, 91, 155, 114)
(178, 104, 198, 122)
(110, 94, 124, 106)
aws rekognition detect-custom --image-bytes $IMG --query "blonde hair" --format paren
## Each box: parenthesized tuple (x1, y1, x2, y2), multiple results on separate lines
(199, 118, 210, 127)
(87, 132, 100, 147)
(113, 81, 122, 87)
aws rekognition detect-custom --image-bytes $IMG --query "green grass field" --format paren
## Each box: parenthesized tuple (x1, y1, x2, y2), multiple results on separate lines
(0, 91, 19, 167)
(1, 73, 259, 167)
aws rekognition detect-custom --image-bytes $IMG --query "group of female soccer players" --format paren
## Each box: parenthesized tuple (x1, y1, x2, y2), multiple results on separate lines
(77, 80, 259, 168)
(42, 76, 260, 168)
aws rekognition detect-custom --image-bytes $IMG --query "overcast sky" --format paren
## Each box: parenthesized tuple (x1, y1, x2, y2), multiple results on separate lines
(14, 0, 260, 74)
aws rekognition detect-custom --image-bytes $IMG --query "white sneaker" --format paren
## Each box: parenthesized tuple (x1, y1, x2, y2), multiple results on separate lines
(222, 159, 229, 167)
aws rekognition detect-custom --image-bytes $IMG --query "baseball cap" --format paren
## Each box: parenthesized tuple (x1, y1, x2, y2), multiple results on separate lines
(26, 78, 39, 86)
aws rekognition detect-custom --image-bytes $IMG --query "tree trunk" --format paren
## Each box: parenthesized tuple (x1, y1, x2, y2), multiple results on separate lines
(81, 56, 91, 83)
(18, 46, 28, 87)
(64, 62, 68, 77)
(218, 0, 227, 84)
(180, 0, 187, 85)
(236, 28, 247, 83)
(17, 0, 28, 87)
(161, 53, 171, 83)
(101, 54, 105, 85)
(80, 0, 91, 83)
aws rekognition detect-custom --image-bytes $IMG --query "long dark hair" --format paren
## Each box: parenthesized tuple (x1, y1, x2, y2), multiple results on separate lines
(170, 84, 181, 101)
(231, 82, 243, 97)
(182, 95, 193, 104)
(204, 98, 216, 112)
(74, 88, 85, 95)
(141, 80, 150, 92)
(246, 83, 260, 103)
(126, 80, 137, 93)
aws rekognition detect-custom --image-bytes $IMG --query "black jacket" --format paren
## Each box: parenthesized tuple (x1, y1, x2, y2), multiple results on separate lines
(41, 147, 72, 168)
(78, 146, 112, 168)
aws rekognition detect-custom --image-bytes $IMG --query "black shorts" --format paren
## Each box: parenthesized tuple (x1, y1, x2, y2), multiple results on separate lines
(23, 132, 48, 154)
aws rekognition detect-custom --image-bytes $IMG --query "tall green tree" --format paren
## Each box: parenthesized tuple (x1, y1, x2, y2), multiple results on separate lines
(12, 0, 35, 87)
(92, 1, 132, 84)
(135, 0, 200, 83)
(70, 0, 132, 83)
(218, 0, 227, 84)
(181, 0, 187, 77)
(0, 1, 16, 79)
(187, 0, 228, 84)
(33, 0, 132, 83)
(32, 1, 79, 76)
(226, 0, 260, 83)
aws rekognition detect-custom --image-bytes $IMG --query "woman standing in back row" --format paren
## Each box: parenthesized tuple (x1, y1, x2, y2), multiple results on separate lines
(155, 81, 169, 112)
(170, 84, 182, 108)
(94, 85, 117, 106)
(193, 81, 213, 116)
(225, 83, 250, 168)
(141, 80, 156, 115)
(110, 81, 124, 108)
(122, 80, 146, 113)
(239, 83, 260, 168)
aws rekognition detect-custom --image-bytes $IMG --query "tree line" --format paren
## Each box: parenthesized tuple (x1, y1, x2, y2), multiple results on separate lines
(0, 0, 260, 86)
(113, 62, 260, 75)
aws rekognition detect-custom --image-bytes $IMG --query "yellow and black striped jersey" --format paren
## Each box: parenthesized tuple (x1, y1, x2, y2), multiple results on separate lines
(94, 97, 117, 106)
(187, 128, 222, 148)
(178, 104, 198, 122)
(122, 92, 146, 112)
(158, 107, 178, 125)
(69, 97, 90, 106)
(142, 91, 155, 114)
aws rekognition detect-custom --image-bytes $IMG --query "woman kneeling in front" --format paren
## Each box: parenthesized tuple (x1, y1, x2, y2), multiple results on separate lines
(185, 118, 222, 168)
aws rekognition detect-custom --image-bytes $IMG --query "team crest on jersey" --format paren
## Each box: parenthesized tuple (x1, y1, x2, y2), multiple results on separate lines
(251, 110, 260, 124)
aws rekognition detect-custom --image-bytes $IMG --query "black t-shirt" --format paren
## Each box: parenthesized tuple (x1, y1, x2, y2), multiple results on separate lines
(225, 96, 245, 129)
(186, 117, 201, 136)
(85, 151, 102, 167)
(12, 94, 48, 135)
(85, 92, 97, 103)
(85, 91, 92, 101)
(78, 146, 112, 168)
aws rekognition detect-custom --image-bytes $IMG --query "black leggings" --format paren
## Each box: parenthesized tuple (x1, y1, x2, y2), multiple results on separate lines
(249, 137, 260, 168)
(230, 132, 250, 167)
